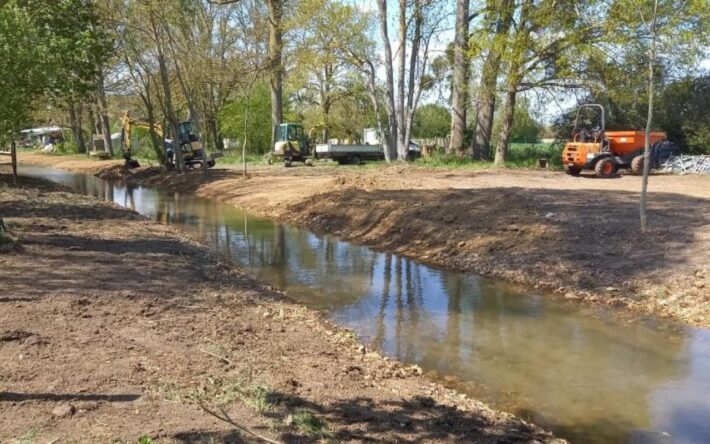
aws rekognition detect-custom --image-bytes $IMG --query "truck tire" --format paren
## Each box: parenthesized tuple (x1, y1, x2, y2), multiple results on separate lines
(564, 165, 581, 176)
(350, 155, 362, 165)
(631, 155, 644, 175)
(594, 157, 617, 178)
(284, 159, 292, 168)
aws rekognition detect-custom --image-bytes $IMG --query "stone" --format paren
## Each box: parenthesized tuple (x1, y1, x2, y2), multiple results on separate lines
(52, 404, 75, 418)
(565, 292, 580, 300)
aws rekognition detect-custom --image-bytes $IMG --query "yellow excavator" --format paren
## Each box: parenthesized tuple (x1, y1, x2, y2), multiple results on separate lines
(120, 111, 216, 169)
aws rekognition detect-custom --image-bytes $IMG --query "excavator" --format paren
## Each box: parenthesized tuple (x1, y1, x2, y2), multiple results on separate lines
(120, 111, 216, 170)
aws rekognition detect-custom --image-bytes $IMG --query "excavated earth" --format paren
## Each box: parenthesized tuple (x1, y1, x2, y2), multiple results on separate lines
(1, 170, 562, 443)
(18, 153, 710, 328)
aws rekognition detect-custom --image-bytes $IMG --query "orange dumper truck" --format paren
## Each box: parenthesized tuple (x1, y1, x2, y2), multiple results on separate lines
(561, 104, 679, 178)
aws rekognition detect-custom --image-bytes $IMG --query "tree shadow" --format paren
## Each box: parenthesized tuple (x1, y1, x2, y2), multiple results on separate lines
(235, 391, 549, 443)
(0, 391, 140, 403)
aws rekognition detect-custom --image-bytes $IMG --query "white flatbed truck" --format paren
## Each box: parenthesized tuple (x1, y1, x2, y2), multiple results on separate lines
(315, 128, 421, 165)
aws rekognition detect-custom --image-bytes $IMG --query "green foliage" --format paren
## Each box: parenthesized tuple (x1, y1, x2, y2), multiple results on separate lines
(412, 104, 450, 138)
(220, 82, 272, 155)
(0, 4, 47, 137)
(555, 72, 710, 154)
(137, 437, 154, 444)
(291, 410, 331, 440)
(23, 0, 113, 97)
(0, 0, 111, 139)
(492, 98, 542, 145)
(287, 0, 376, 141)
(656, 75, 710, 154)
(415, 143, 560, 169)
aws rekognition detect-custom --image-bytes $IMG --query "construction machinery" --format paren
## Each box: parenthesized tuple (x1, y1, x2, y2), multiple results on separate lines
(270, 123, 421, 166)
(561, 104, 679, 178)
(120, 112, 216, 170)
(270, 123, 311, 167)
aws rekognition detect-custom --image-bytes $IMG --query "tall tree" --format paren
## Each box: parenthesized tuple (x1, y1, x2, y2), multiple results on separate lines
(493, 0, 605, 166)
(210, 0, 283, 146)
(289, 0, 373, 143)
(447, 0, 469, 154)
(376, 0, 444, 161)
(469, 0, 514, 159)
(609, 0, 710, 231)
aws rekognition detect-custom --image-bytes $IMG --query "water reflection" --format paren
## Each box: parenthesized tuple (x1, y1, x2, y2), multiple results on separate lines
(20, 166, 710, 444)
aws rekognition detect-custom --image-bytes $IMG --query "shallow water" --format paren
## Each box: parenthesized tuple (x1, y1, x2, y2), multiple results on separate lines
(19, 166, 710, 444)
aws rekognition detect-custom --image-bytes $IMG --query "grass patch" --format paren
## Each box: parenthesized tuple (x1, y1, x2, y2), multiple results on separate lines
(157, 371, 281, 413)
(412, 142, 564, 170)
(11, 428, 39, 444)
(290, 410, 332, 440)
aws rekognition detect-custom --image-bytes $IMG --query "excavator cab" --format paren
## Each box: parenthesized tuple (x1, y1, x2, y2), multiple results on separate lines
(166, 122, 213, 169)
(271, 123, 309, 167)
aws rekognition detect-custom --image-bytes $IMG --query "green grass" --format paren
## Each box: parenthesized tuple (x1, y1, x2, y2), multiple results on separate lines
(290, 410, 332, 440)
(413, 142, 563, 169)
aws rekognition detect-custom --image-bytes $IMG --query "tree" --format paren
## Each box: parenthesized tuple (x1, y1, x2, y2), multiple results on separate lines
(210, 0, 283, 147)
(25, 0, 112, 154)
(0, 0, 110, 154)
(289, 0, 373, 143)
(0, 4, 45, 140)
(220, 81, 272, 155)
(413, 104, 450, 139)
(658, 75, 710, 154)
(469, 0, 515, 159)
(492, 0, 605, 166)
(376, 0, 445, 161)
(447, 0, 469, 154)
(610, 0, 710, 231)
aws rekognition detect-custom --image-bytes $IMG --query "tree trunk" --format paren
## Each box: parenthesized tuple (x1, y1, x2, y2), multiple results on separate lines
(470, 0, 514, 159)
(267, 0, 283, 147)
(494, 88, 516, 166)
(448, 0, 469, 155)
(640, 2, 658, 233)
(376, 0, 397, 160)
(97, 69, 114, 157)
(151, 11, 183, 172)
(395, 0, 409, 160)
(145, 99, 164, 164)
(68, 96, 86, 154)
(86, 103, 97, 154)
(403, 0, 424, 159)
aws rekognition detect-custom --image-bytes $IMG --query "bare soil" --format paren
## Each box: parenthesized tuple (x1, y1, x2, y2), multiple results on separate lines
(0, 171, 561, 443)
(18, 153, 710, 327)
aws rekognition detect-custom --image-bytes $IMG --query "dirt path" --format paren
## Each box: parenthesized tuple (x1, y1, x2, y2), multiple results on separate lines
(17, 153, 710, 327)
(0, 171, 561, 443)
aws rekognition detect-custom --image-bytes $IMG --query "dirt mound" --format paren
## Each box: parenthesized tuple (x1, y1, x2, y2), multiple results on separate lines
(95, 164, 165, 182)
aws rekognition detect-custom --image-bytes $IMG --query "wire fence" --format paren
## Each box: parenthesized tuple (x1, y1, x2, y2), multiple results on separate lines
(661, 155, 710, 175)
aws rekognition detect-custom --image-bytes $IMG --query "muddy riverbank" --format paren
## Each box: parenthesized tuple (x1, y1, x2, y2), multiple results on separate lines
(18, 153, 710, 327)
(0, 170, 561, 443)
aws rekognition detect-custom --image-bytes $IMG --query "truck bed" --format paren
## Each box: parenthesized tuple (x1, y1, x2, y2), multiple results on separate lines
(315, 143, 383, 155)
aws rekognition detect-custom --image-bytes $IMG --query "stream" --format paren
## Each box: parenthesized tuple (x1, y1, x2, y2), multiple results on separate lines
(19, 165, 710, 444)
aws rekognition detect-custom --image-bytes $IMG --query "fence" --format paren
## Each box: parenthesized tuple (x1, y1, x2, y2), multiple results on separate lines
(0, 140, 17, 184)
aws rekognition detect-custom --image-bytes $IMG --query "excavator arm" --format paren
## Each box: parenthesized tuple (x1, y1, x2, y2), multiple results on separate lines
(120, 112, 164, 163)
